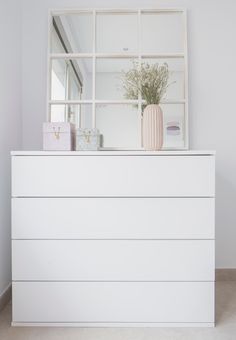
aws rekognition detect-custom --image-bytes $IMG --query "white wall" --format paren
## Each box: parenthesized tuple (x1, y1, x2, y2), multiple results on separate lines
(21, 0, 236, 267)
(0, 0, 22, 295)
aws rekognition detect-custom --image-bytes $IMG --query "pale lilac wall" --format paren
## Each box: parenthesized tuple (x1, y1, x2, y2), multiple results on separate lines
(0, 0, 22, 296)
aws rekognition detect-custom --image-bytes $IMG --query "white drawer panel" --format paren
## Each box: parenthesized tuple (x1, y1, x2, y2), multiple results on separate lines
(12, 282, 214, 323)
(12, 197, 215, 239)
(12, 240, 214, 281)
(12, 155, 215, 197)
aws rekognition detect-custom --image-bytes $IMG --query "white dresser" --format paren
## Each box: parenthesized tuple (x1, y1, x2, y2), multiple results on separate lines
(11, 151, 215, 327)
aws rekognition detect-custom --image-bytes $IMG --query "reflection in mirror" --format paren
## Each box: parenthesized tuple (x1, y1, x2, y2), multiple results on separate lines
(50, 104, 65, 122)
(51, 60, 67, 100)
(141, 12, 184, 54)
(51, 22, 66, 53)
(51, 59, 92, 101)
(50, 104, 93, 128)
(96, 13, 138, 53)
(96, 58, 138, 100)
(141, 58, 185, 100)
(96, 104, 140, 148)
(78, 104, 93, 128)
(51, 13, 93, 53)
(161, 104, 185, 149)
(49, 9, 188, 149)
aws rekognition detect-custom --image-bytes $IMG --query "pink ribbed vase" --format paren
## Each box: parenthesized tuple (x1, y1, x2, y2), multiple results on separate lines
(142, 104, 163, 151)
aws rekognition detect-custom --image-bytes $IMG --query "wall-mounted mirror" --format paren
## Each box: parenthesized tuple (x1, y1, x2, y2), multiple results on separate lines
(48, 9, 188, 149)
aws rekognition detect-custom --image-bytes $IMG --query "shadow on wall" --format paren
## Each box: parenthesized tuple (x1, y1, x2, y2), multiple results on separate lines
(215, 170, 236, 267)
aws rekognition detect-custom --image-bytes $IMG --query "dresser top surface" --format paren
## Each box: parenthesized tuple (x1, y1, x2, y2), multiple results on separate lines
(11, 150, 216, 156)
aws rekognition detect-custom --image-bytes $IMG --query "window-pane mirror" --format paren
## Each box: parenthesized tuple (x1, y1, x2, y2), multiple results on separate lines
(141, 57, 185, 100)
(96, 58, 138, 100)
(162, 104, 185, 149)
(51, 13, 93, 53)
(96, 12, 138, 54)
(140, 11, 185, 54)
(51, 58, 92, 101)
(50, 104, 93, 128)
(96, 104, 140, 148)
(48, 9, 188, 149)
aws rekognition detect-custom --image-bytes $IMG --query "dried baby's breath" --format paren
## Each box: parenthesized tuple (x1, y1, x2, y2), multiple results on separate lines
(122, 61, 170, 107)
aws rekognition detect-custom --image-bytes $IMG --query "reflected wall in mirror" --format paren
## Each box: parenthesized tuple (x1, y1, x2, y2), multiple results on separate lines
(50, 104, 93, 128)
(48, 9, 188, 149)
(96, 13, 138, 54)
(96, 58, 138, 100)
(96, 104, 140, 148)
(141, 12, 184, 54)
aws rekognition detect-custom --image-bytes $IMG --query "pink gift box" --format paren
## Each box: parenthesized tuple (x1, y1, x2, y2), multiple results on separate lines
(43, 123, 75, 151)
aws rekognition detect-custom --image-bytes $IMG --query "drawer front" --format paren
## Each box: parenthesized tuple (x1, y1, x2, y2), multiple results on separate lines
(12, 281, 214, 323)
(12, 240, 215, 281)
(12, 155, 215, 197)
(12, 197, 215, 239)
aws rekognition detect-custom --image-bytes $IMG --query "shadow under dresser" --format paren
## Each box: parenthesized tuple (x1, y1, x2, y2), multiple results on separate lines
(11, 150, 215, 327)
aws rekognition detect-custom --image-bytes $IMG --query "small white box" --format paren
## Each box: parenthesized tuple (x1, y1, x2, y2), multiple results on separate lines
(76, 128, 100, 151)
(43, 123, 75, 151)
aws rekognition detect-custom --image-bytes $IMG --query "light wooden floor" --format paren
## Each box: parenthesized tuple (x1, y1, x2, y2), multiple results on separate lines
(0, 282, 236, 340)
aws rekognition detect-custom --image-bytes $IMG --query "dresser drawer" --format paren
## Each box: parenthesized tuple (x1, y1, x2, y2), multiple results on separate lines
(12, 197, 215, 239)
(12, 155, 215, 197)
(12, 281, 214, 323)
(12, 240, 214, 281)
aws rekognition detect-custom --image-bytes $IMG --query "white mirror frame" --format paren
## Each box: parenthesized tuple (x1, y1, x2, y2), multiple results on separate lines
(47, 8, 189, 150)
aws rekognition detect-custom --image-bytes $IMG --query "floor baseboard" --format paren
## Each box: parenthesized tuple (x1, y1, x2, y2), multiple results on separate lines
(216, 269, 236, 281)
(0, 284, 11, 313)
